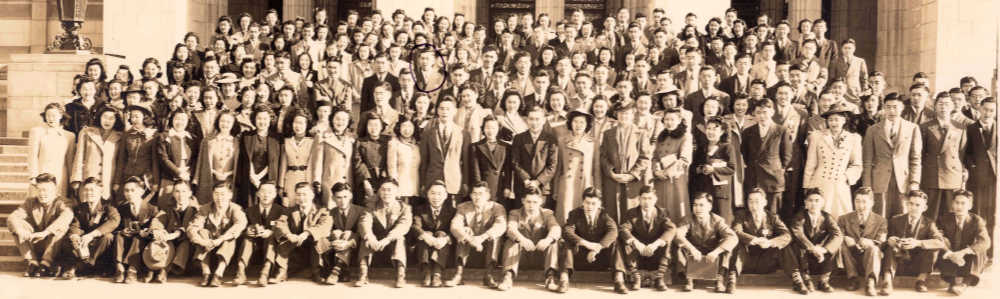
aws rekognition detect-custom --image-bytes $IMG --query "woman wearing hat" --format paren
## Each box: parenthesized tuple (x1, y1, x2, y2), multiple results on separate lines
(115, 105, 160, 205)
(28, 102, 76, 197)
(802, 102, 863, 218)
(554, 110, 595, 223)
(652, 107, 693, 223)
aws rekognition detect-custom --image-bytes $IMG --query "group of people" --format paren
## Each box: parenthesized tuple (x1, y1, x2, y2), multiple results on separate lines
(6, 3, 997, 296)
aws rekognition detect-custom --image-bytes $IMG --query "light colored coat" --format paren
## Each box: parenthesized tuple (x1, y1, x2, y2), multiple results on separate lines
(28, 126, 76, 196)
(71, 127, 120, 199)
(311, 132, 355, 204)
(862, 120, 922, 194)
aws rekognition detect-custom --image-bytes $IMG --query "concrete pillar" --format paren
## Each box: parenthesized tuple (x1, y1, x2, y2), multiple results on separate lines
(376, 0, 454, 21)
(536, 0, 564, 23)
(187, 0, 229, 50)
(284, 0, 316, 21)
(28, 0, 47, 53)
(787, 0, 821, 24)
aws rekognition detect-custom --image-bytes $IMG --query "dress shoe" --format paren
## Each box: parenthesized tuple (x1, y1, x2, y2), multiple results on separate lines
(865, 277, 877, 296)
(716, 275, 727, 293)
(209, 274, 222, 287)
(846, 277, 861, 291)
(818, 280, 834, 293)
(804, 279, 816, 292)
(142, 270, 154, 283)
(355, 266, 369, 287)
(613, 276, 629, 294)
(60, 265, 77, 280)
(557, 271, 569, 293)
(232, 270, 246, 286)
(950, 283, 967, 295)
(915, 280, 928, 292)
(544, 273, 558, 291)
(395, 274, 407, 288)
(725, 272, 737, 294)
(793, 281, 810, 295)
(629, 272, 642, 290)
(24, 261, 39, 277)
(324, 273, 339, 285)
(879, 279, 894, 296)
(268, 268, 287, 284)
(482, 272, 496, 288)
(200, 274, 212, 287)
(497, 271, 513, 291)
(125, 269, 138, 284)
(258, 263, 271, 287)
(155, 270, 167, 284)
(431, 272, 443, 287)
(682, 277, 693, 292)
(656, 277, 669, 291)
(422, 268, 433, 287)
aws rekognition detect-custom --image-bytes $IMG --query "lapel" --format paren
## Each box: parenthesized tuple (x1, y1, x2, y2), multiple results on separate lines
(208, 204, 228, 228)
(928, 120, 943, 147)
(324, 134, 352, 157)
(87, 130, 117, 154)
(758, 124, 777, 159)
(872, 122, 892, 149)
(31, 200, 47, 227)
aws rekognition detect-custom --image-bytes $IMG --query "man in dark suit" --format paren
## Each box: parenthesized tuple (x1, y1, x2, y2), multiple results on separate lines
(61, 178, 120, 279)
(233, 182, 285, 286)
(148, 181, 199, 281)
(674, 193, 739, 293)
(772, 21, 798, 64)
(238, 106, 282, 208)
(619, 185, 676, 292)
(963, 97, 996, 241)
(318, 183, 363, 285)
(359, 53, 400, 113)
(787, 189, 843, 294)
(446, 182, 508, 287)
(730, 188, 794, 288)
(272, 182, 332, 285)
(919, 95, 967, 220)
(559, 187, 625, 293)
(510, 105, 559, 208)
(718, 54, 752, 97)
(684, 66, 731, 124)
(411, 182, 456, 287)
(521, 71, 551, 114)
(837, 188, 887, 296)
(902, 84, 935, 125)
(937, 190, 991, 295)
(419, 98, 466, 200)
(115, 177, 161, 283)
(741, 100, 793, 219)
(882, 190, 946, 295)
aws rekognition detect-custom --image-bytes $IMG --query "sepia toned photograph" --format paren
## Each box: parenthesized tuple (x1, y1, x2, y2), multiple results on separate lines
(0, 0, 997, 298)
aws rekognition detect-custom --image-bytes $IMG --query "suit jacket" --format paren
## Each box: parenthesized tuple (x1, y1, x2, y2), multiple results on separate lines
(684, 89, 732, 123)
(719, 74, 751, 98)
(359, 200, 412, 241)
(150, 205, 198, 235)
(828, 56, 869, 96)
(156, 131, 199, 181)
(741, 123, 793, 192)
(117, 200, 160, 233)
(563, 208, 618, 248)
(510, 131, 559, 195)
(902, 106, 935, 126)
(675, 213, 738, 252)
(507, 208, 561, 241)
(468, 139, 513, 198)
(773, 39, 799, 64)
(245, 204, 285, 229)
(920, 119, 967, 189)
(186, 202, 247, 244)
(732, 210, 792, 249)
(69, 202, 121, 237)
(275, 205, 332, 243)
(837, 211, 888, 248)
(6, 197, 73, 238)
(790, 211, 844, 254)
(619, 207, 677, 244)
(861, 120, 923, 193)
(412, 204, 456, 237)
(937, 213, 991, 257)
(360, 73, 400, 113)
(237, 133, 282, 205)
(886, 214, 945, 249)
(419, 120, 466, 194)
(450, 201, 507, 242)
(329, 204, 364, 245)
(72, 127, 121, 199)
(964, 121, 997, 188)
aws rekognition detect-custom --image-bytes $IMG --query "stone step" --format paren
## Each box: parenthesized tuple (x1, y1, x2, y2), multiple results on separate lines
(0, 163, 28, 173)
(0, 239, 17, 257)
(0, 256, 24, 272)
(0, 230, 11, 240)
(0, 154, 27, 164)
(0, 138, 26, 146)
(0, 172, 29, 183)
(0, 145, 28, 155)
(0, 199, 24, 214)
(0, 212, 7, 225)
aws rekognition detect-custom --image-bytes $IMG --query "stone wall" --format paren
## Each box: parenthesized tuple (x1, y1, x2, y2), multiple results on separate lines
(6, 53, 100, 136)
(0, 0, 104, 61)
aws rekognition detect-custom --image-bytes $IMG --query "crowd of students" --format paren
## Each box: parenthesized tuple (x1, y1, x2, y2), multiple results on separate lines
(6, 4, 996, 296)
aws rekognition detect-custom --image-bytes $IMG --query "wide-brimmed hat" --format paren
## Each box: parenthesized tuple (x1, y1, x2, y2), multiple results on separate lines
(122, 85, 145, 97)
(125, 104, 154, 117)
(566, 110, 594, 133)
(215, 73, 239, 84)
(821, 102, 855, 118)
(142, 240, 174, 270)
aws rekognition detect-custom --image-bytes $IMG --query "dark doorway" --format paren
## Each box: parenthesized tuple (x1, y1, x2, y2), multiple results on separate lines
(487, 0, 535, 26)
(229, 0, 282, 21)
(565, 0, 609, 27)
(336, 0, 375, 24)
(730, 0, 760, 27)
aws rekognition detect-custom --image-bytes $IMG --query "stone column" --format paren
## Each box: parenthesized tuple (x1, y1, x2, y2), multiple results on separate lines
(536, 0, 564, 23)
(284, 0, 316, 21)
(787, 0, 821, 25)
(377, 0, 454, 21)
(653, 0, 730, 29)
(29, 0, 48, 53)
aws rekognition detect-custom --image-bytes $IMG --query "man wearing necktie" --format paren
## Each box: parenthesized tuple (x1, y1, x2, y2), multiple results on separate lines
(115, 177, 161, 284)
(937, 190, 991, 295)
(787, 189, 843, 294)
(919, 95, 968, 221)
(497, 187, 561, 292)
(446, 182, 507, 288)
(674, 193, 739, 293)
(60, 178, 120, 280)
(862, 94, 922, 216)
(360, 54, 400, 114)
(272, 182, 332, 285)
(836, 188, 887, 296)
(730, 188, 794, 293)
(412, 182, 456, 287)
(559, 187, 626, 293)
(963, 97, 996, 245)
(883, 191, 946, 295)
(619, 186, 676, 292)
(510, 106, 560, 209)
(318, 183, 363, 285)
(356, 179, 412, 288)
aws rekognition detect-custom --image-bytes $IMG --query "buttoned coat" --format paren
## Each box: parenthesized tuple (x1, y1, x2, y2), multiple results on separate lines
(919, 119, 967, 189)
(861, 120, 922, 193)
(72, 127, 121, 199)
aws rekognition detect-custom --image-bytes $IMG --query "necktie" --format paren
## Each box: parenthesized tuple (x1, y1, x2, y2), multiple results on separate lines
(889, 122, 897, 140)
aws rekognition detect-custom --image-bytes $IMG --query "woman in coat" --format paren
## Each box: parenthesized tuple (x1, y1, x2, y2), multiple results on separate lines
(802, 103, 863, 218)
(691, 117, 737, 223)
(72, 106, 124, 200)
(115, 105, 160, 205)
(353, 111, 389, 207)
(468, 115, 514, 209)
(278, 109, 314, 205)
(311, 108, 355, 205)
(554, 111, 595, 223)
(651, 108, 693, 224)
(156, 109, 198, 209)
(193, 110, 240, 205)
(28, 103, 77, 197)
(386, 116, 421, 205)
(496, 91, 528, 143)
(192, 86, 223, 139)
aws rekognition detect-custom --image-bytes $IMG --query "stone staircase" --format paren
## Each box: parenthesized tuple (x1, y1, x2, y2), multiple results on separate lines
(0, 137, 29, 271)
